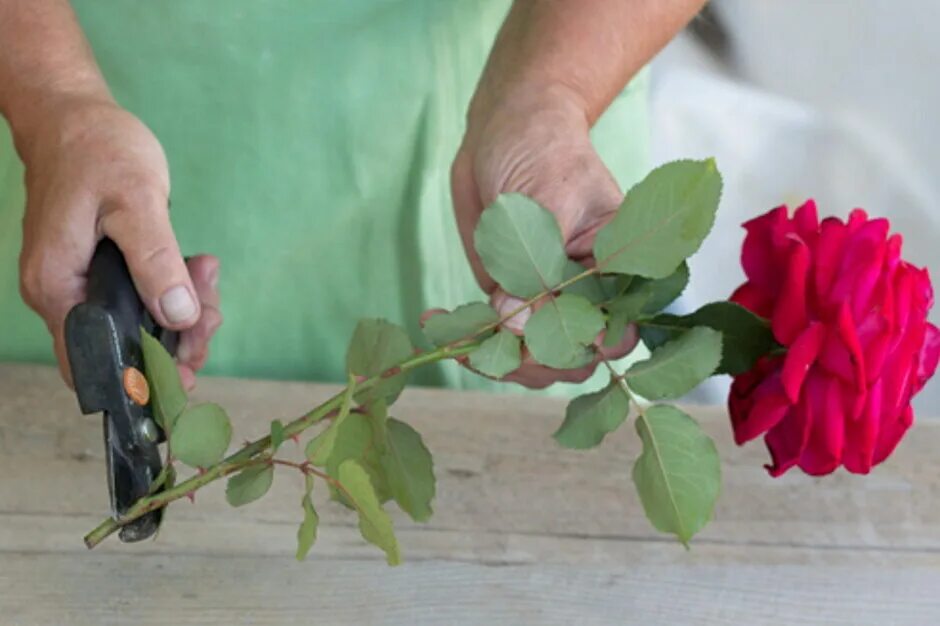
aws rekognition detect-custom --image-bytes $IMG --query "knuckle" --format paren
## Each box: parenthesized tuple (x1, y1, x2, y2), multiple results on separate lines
(137, 242, 179, 269)
(111, 176, 168, 212)
(561, 367, 594, 384)
(18, 254, 55, 312)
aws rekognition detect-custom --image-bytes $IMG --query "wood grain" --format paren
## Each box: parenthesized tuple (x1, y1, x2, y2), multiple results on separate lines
(1, 363, 938, 625)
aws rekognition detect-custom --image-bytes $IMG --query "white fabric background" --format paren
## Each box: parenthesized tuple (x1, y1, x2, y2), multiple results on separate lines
(650, 1, 940, 412)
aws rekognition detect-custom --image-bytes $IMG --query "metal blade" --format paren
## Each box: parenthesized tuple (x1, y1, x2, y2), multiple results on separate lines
(103, 411, 164, 542)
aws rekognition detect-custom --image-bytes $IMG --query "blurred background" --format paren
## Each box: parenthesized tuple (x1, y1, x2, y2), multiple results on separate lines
(653, 0, 940, 412)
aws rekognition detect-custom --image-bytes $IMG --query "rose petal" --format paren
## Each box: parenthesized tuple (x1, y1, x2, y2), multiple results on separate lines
(836, 302, 867, 399)
(781, 322, 825, 403)
(793, 199, 819, 243)
(814, 217, 848, 310)
(765, 371, 821, 477)
(916, 323, 940, 391)
(730, 282, 774, 319)
(872, 405, 913, 466)
(843, 380, 882, 474)
(798, 377, 846, 476)
(772, 238, 811, 345)
(731, 368, 790, 445)
(847, 208, 869, 231)
(741, 206, 790, 291)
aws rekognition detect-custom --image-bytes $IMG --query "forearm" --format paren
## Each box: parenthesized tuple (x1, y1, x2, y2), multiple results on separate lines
(0, 0, 112, 155)
(470, 0, 707, 125)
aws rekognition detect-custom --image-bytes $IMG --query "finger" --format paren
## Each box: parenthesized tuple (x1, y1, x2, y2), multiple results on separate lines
(51, 320, 75, 388)
(98, 187, 200, 330)
(451, 149, 496, 293)
(419, 308, 447, 328)
(19, 197, 98, 387)
(23, 275, 84, 389)
(595, 324, 639, 361)
(509, 344, 598, 387)
(186, 254, 220, 309)
(563, 161, 623, 261)
(490, 289, 536, 334)
(177, 363, 197, 392)
(176, 255, 222, 373)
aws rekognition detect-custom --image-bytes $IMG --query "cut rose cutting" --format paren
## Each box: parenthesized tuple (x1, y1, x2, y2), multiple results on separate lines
(81, 162, 939, 564)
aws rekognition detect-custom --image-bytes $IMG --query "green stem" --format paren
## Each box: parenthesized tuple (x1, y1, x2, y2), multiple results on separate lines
(83, 341, 480, 549)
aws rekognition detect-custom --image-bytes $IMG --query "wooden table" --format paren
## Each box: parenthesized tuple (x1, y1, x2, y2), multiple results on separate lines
(1, 363, 938, 625)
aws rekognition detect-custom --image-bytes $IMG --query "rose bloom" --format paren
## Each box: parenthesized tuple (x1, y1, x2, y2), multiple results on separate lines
(728, 201, 940, 476)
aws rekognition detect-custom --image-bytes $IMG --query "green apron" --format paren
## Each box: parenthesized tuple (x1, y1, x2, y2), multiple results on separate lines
(0, 0, 650, 392)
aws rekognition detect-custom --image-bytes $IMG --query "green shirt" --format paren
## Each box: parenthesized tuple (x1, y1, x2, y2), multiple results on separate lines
(0, 0, 649, 391)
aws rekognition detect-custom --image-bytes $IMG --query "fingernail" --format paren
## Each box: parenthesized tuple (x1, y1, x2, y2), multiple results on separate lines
(493, 293, 531, 334)
(209, 264, 220, 289)
(160, 286, 197, 324)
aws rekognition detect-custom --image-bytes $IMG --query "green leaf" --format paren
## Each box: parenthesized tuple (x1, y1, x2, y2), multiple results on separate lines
(473, 194, 568, 298)
(617, 261, 689, 316)
(225, 465, 275, 507)
(140, 328, 187, 431)
(524, 294, 605, 369)
(150, 464, 177, 527)
(338, 459, 401, 565)
(170, 403, 232, 468)
(594, 159, 722, 279)
(553, 379, 630, 449)
(305, 375, 357, 466)
(602, 310, 629, 348)
(307, 413, 390, 504)
(270, 420, 286, 452)
(468, 328, 522, 378)
(606, 290, 651, 324)
(381, 418, 435, 522)
(368, 399, 389, 454)
(423, 302, 499, 346)
(346, 319, 413, 404)
(632, 405, 721, 545)
(296, 474, 319, 561)
(148, 462, 176, 496)
(561, 260, 608, 304)
(165, 464, 177, 491)
(639, 302, 778, 375)
(624, 327, 722, 400)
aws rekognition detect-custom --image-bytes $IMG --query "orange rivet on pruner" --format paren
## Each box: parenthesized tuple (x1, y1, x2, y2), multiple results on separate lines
(123, 366, 150, 406)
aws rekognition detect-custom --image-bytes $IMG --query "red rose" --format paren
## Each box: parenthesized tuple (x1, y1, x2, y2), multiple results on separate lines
(728, 201, 940, 476)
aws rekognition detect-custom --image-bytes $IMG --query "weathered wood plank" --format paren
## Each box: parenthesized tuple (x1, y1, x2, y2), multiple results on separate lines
(1, 553, 938, 626)
(2, 363, 939, 624)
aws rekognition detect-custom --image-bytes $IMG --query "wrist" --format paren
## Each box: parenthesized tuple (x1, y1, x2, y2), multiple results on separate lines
(7, 85, 116, 168)
(465, 80, 591, 147)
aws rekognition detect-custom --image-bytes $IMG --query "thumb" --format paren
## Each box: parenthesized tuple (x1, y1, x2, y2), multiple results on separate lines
(562, 159, 624, 261)
(98, 190, 200, 330)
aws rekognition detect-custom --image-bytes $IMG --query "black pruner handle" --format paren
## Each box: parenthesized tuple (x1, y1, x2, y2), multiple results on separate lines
(64, 238, 179, 542)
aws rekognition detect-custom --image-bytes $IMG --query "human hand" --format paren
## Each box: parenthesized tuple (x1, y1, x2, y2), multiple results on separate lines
(439, 85, 637, 388)
(16, 96, 221, 389)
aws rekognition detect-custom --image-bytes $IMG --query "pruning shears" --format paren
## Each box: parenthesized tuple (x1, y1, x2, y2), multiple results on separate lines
(64, 238, 177, 542)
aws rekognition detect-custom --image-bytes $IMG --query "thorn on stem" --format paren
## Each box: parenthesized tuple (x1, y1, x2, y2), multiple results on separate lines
(186, 491, 196, 503)
(290, 434, 301, 445)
